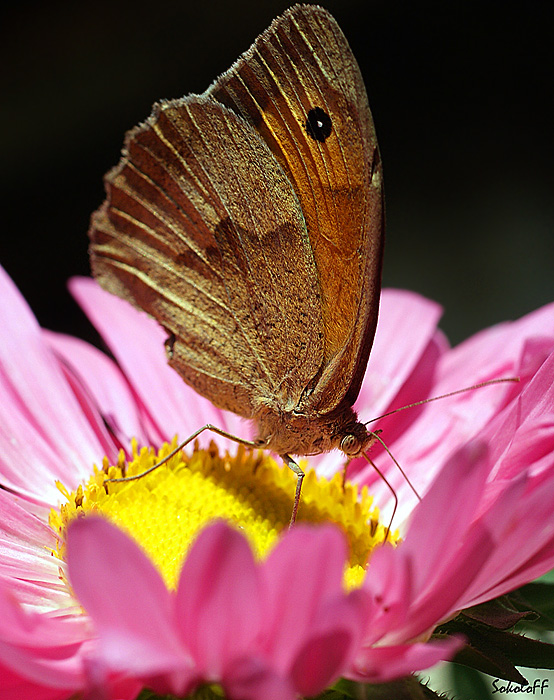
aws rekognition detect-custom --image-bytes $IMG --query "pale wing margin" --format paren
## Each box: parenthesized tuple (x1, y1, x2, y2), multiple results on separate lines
(89, 95, 324, 417)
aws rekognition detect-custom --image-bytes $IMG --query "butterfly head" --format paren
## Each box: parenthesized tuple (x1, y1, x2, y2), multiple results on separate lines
(255, 405, 376, 459)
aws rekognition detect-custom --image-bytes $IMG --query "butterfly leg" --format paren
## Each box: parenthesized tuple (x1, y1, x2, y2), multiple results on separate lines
(281, 453, 305, 528)
(106, 424, 258, 484)
(341, 458, 352, 491)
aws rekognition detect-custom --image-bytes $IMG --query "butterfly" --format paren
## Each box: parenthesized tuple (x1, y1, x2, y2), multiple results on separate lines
(88, 4, 384, 522)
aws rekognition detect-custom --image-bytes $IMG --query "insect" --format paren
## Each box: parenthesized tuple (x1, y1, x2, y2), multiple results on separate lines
(88, 5, 384, 524)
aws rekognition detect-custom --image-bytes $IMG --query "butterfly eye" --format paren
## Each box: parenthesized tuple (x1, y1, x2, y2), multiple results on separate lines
(340, 433, 361, 456)
(305, 107, 332, 142)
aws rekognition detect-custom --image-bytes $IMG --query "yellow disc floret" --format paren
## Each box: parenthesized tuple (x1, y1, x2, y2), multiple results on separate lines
(50, 438, 398, 590)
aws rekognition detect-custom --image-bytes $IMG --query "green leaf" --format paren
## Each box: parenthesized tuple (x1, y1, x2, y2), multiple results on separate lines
(486, 630, 554, 669)
(450, 665, 492, 700)
(137, 685, 224, 700)
(136, 677, 452, 700)
(326, 678, 358, 698)
(436, 625, 528, 685)
(461, 597, 537, 629)
(513, 582, 554, 630)
(537, 568, 554, 584)
(318, 689, 353, 700)
(436, 613, 554, 682)
(339, 677, 447, 699)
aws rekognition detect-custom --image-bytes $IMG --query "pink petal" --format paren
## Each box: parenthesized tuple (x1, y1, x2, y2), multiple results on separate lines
(362, 544, 413, 642)
(401, 526, 493, 642)
(439, 302, 554, 391)
(495, 534, 554, 598)
(348, 637, 463, 683)
(356, 289, 445, 419)
(67, 517, 187, 677)
(0, 582, 87, 690)
(290, 590, 370, 696)
(0, 267, 109, 504)
(462, 473, 554, 605)
(401, 458, 529, 641)
(0, 661, 73, 700)
(291, 629, 353, 696)
(360, 303, 554, 520)
(402, 442, 490, 594)
(260, 525, 348, 669)
(70, 277, 251, 450)
(397, 474, 526, 643)
(365, 443, 502, 643)
(224, 657, 296, 700)
(367, 330, 448, 451)
(175, 522, 262, 677)
(485, 349, 554, 485)
(80, 654, 142, 700)
(44, 330, 148, 450)
(0, 490, 72, 612)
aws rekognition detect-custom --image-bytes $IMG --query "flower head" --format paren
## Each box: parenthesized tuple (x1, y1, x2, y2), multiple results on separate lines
(1, 265, 554, 698)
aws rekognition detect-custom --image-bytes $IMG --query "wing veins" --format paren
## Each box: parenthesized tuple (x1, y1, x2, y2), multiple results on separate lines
(184, 105, 282, 388)
(114, 159, 226, 283)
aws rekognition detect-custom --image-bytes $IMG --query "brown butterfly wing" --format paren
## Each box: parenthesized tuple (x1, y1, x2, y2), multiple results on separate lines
(89, 95, 325, 417)
(207, 5, 384, 415)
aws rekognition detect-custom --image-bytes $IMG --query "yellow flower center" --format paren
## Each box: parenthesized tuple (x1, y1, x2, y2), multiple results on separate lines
(50, 438, 398, 590)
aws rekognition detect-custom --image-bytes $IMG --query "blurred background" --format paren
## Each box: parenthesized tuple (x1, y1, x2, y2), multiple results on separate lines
(2, 0, 552, 346)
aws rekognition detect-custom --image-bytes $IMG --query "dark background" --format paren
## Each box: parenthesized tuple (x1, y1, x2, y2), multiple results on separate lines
(2, 0, 552, 347)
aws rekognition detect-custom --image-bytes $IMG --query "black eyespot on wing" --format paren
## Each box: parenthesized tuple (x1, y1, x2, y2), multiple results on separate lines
(305, 107, 332, 142)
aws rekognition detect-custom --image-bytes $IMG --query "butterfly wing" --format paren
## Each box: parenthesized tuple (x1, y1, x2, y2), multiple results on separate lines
(207, 5, 384, 415)
(89, 95, 325, 418)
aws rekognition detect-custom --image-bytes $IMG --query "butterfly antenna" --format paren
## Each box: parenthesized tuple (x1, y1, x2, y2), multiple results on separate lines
(364, 377, 519, 426)
(370, 430, 421, 502)
(105, 440, 186, 485)
(362, 449, 398, 543)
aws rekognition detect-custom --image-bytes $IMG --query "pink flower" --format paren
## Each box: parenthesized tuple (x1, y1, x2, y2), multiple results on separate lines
(320, 289, 554, 524)
(67, 518, 370, 699)
(0, 263, 553, 698)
